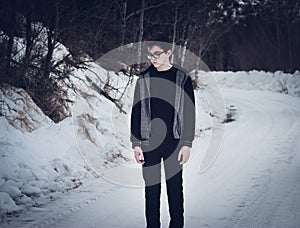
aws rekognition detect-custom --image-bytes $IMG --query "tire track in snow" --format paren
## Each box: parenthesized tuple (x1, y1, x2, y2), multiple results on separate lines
(231, 125, 300, 228)
(1, 178, 121, 228)
(36, 179, 120, 228)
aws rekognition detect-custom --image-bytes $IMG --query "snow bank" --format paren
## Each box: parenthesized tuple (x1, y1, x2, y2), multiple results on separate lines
(0, 84, 93, 216)
(0, 122, 92, 215)
(0, 44, 141, 216)
(0, 24, 138, 216)
(210, 70, 300, 97)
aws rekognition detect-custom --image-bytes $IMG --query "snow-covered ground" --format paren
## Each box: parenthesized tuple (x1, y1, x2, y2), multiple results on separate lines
(1, 61, 300, 227)
(49, 88, 298, 228)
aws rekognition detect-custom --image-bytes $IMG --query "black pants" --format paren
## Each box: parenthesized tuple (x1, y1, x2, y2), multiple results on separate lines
(142, 135, 184, 228)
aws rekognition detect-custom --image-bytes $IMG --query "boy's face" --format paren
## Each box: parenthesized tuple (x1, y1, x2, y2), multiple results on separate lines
(147, 45, 172, 70)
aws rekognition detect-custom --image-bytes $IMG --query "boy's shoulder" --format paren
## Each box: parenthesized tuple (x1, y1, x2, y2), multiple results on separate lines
(172, 64, 189, 76)
(138, 65, 152, 78)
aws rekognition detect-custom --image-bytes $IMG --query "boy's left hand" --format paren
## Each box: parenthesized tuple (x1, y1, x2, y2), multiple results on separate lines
(178, 146, 190, 165)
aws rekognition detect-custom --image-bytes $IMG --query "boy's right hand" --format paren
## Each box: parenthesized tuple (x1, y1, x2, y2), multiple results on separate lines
(134, 146, 145, 165)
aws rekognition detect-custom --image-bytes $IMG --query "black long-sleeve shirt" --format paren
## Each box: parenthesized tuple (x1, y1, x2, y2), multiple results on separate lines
(130, 65, 195, 148)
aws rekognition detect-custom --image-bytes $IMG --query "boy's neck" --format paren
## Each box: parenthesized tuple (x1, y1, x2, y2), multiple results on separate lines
(155, 63, 172, 72)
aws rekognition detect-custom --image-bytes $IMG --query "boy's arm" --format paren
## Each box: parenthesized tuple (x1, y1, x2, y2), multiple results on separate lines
(130, 79, 142, 148)
(181, 76, 195, 148)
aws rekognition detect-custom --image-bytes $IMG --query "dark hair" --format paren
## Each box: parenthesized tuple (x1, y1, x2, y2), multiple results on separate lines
(145, 32, 172, 51)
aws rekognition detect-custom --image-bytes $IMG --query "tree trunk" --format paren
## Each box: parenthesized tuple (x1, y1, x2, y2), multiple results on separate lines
(121, 0, 127, 46)
(137, 0, 145, 64)
(6, 0, 16, 73)
(275, 1, 282, 69)
(181, 39, 188, 67)
(171, 5, 178, 64)
(196, 46, 202, 72)
(285, 1, 293, 72)
(44, 0, 59, 79)
(25, 9, 33, 67)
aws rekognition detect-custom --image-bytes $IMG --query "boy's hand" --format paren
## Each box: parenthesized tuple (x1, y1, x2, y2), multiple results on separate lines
(134, 146, 145, 165)
(178, 146, 190, 165)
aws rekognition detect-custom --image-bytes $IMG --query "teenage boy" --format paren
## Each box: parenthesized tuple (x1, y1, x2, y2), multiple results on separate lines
(130, 37, 195, 228)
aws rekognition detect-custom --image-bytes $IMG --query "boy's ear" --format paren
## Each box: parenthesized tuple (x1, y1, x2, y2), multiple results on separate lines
(166, 50, 172, 57)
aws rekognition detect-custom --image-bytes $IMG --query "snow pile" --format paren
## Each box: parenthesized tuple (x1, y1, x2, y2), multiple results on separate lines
(0, 36, 105, 216)
(0, 192, 19, 214)
(0, 84, 51, 132)
(0, 60, 133, 216)
(211, 70, 300, 97)
(0, 40, 144, 215)
(0, 97, 92, 215)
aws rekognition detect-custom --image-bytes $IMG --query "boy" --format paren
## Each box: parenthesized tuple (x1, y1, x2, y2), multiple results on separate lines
(130, 36, 195, 228)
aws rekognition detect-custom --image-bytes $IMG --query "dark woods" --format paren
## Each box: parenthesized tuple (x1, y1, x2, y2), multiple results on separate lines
(0, 0, 299, 122)
(1, 0, 299, 72)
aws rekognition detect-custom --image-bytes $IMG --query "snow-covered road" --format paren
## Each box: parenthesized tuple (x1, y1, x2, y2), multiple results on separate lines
(2, 88, 300, 228)
(219, 89, 300, 228)
(184, 88, 300, 228)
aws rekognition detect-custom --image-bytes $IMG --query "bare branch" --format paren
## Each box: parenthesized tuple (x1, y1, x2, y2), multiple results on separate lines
(126, 2, 166, 21)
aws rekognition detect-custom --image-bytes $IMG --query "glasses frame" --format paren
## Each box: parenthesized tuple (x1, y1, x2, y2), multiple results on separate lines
(147, 50, 166, 60)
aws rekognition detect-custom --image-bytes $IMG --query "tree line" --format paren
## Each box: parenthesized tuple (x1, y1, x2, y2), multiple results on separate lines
(1, 0, 299, 71)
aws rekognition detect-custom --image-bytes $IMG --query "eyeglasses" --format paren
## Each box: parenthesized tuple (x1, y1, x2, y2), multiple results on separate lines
(147, 51, 166, 60)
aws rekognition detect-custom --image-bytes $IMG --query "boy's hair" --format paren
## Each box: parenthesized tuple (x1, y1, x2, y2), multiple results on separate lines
(146, 32, 172, 51)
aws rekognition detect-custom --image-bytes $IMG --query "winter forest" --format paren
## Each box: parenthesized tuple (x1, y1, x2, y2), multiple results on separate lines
(0, 0, 300, 227)
(2, 0, 300, 72)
